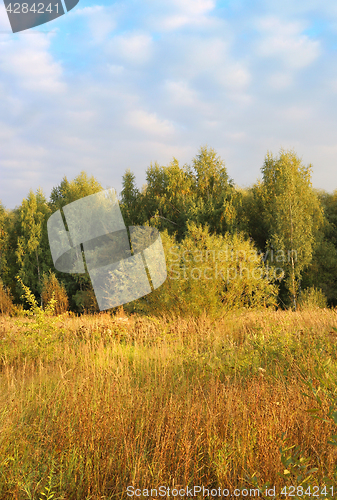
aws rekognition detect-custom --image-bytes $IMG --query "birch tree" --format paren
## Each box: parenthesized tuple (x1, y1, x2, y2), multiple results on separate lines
(50, 171, 102, 210)
(16, 189, 51, 306)
(128, 147, 237, 239)
(261, 149, 324, 309)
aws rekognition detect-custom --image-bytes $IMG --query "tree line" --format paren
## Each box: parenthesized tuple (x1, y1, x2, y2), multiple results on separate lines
(0, 146, 336, 316)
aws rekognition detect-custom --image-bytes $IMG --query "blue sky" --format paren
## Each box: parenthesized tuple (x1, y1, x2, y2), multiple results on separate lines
(1, 0, 337, 209)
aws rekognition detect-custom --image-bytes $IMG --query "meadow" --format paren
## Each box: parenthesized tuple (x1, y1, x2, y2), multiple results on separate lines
(1, 307, 337, 499)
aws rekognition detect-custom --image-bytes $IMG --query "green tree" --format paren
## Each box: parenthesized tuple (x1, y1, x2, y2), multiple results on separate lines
(190, 146, 236, 233)
(141, 159, 196, 239)
(15, 189, 52, 306)
(49, 171, 103, 210)
(261, 149, 324, 309)
(192, 146, 230, 199)
(127, 147, 237, 240)
(49, 171, 103, 313)
(301, 190, 337, 305)
(0, 208, 20, 301)
(301, 239, 337, 306)
(119, 169, 142, 227)
(238, 183, 270, 251)
(0, 278, 14, 315)
(316, 189, 337, 249)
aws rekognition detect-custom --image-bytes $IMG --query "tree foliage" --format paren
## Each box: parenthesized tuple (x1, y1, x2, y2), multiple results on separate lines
(50, 171, 103, 210)
(123, 146, 237, 241)
(125, 222, 278, 318)
(1, 146, 336, 314)
(15, 189, 52, 306)
(260, 149, 324, 309)
(49, 171, 104, 312)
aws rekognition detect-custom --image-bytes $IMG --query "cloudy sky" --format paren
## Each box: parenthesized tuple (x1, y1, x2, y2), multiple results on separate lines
(1, 0, 337, 209)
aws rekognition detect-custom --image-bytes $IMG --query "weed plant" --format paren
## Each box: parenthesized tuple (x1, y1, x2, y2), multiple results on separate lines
(1, 303, 337, 498)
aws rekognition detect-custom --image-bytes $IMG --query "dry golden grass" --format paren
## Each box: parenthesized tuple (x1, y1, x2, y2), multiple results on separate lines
(1, 308, 337, 499)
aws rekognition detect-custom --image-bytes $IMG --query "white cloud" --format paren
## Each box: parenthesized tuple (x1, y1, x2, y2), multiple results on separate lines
(170, 0, 215, 16)
(164, 80, 199, 107)
(255, 16, 321, 69)
(1, 0, 337, 211)
(279, 105, 313, 121)
(157, 33, 251, 106)
(217, 61, 251, 90)
(66, 109, 97, 123)
(0, 121, 18, 142)
(107, 64, 124, 75)
(126, 109, 176, 136)
(156, 34, 231, 83)
(73, 5, 105, 16)
(0, 32, 65, 92)
(145, 0, 216, 30)
(267, 71, 293, 90)
(73, 5, 116, 42)
(0, 2, 15, 32)
(260, 0, 337, 17)
(226, 131, 247, 141)
(106, 33, 153, 65)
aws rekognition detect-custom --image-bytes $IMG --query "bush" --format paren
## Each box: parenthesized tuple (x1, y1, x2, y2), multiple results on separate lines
(73, 288, 99, 314)
(127, 222, 278, 318)
(298, 286, 327, 309)
(41, 272, 69, 315)
(10, 304, 25, 317)
(0, 280, 13, 315)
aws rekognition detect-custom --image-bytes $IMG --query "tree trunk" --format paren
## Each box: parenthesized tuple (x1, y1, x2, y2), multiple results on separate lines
(288, 194, 296, 310)
(35, 247, 42, 308)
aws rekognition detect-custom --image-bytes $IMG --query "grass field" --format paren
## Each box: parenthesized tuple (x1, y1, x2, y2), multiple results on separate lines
(1, 308, 337, 499)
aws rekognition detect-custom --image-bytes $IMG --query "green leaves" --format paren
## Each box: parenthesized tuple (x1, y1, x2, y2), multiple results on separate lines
(0, 146, 334, 315)
(261, 149, 324, 309)
(123, 147, 236, 241)
(15, 276, 63, 356)
(14, 189, 53, 306)
(49, 171, 102, 211)
(127, 222, 278, 318)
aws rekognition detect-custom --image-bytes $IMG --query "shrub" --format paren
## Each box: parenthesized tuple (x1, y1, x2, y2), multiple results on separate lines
(127, 222, 278, 318)
(10, 304, 25, 317)
(298, 286, 328, 309)
(16, 276, 63, 355)
(41, 272, 69, 315)
(73, 288, 99, 314)
(0, 279, 13, 315)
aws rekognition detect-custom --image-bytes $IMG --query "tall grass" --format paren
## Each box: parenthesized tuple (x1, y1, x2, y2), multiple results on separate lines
(1, 308, 337, 498)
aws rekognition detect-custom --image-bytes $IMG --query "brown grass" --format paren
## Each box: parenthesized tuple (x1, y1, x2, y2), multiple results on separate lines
(0, 308, 337, 499)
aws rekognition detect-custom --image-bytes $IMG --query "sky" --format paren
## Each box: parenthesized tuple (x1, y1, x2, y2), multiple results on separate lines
(1, 0, 337, 209)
